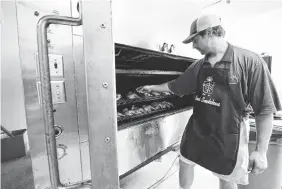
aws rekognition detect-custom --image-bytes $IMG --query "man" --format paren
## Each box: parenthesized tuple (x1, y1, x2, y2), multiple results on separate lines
(138, 14, 281, 189)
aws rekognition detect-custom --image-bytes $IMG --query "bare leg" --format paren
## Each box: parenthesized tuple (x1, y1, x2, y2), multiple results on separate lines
(179, 159, 194, 189)
(219, 179, 238, 189)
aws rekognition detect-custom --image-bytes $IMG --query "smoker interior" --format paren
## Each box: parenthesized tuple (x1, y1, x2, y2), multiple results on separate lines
(115, 43, 195, 71)
(115, 43, 196, 130)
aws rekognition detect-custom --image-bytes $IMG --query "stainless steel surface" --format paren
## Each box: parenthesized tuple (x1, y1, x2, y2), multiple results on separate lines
(72, 35, 91, 181)
(118, 110, 192, 176)
(15, 1, 85, 188)
(36, 0, 82, 187)
(80, 109, 192, 180)
(81, 0, 120, 188)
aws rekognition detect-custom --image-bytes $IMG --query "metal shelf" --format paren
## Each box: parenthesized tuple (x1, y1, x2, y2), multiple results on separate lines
(117, 106, 192, 131)
(117, 95, 175, 106)
(117, 108, 167, 122)
(116, 69, 183, 75)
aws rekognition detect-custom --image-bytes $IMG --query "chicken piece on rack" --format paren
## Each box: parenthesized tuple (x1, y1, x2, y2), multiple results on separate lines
(131, 105, 146, 115)
(160, 101, 174, 108)
(122, 108, 137, 116)
(151, 102, 163, 110)
(142, 92, 153, 98)
(126, 91, 141, 99)
(142, 105, 156, 113)
(151, 91, 161, 96)
(136, 87, 153, 98)
(161, 92, 172, 96)
(117, 112, 125, 119)
(116, 94, 122, 101)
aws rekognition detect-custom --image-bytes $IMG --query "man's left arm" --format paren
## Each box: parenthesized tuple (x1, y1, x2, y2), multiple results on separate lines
(255, 113, 273, 153)
(247, 55, 281, 175)
(248, 113, 273, 174)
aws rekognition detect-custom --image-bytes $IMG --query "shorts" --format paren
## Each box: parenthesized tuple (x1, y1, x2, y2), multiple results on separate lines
(179, 117, 250, 185)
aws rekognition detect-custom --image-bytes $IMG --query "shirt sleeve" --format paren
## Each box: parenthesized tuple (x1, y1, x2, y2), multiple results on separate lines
(167, 59, 202, 96)
(248, 55, 282, 116)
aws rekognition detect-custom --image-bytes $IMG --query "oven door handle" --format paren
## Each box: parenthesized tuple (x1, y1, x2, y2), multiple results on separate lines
(36, 3, 82, 188)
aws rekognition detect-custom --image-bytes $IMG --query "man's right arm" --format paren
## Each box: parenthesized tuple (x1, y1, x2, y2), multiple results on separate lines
(138, 82, 171, 93)
(138, 59, 202, 96)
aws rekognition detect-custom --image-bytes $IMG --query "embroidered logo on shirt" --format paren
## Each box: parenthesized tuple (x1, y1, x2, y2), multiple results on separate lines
(195, 76, 221, 107)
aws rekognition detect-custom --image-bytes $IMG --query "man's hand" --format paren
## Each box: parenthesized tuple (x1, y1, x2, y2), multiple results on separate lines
(136, 85, 153, 93)
(136, 83, 171, 93)
(248, 150, 268, 175)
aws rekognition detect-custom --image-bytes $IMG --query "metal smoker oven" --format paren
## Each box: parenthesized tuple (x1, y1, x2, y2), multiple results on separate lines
(2, 0, 196, 188)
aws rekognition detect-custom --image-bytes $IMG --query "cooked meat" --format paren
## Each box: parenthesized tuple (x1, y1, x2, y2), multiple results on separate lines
(131, 105, 146, 115)
(162, 92, 172, 96)
(133, 108, 146, 115)
(158, 102, 167, 109)
(142, 105, 155, 112)
(151, 92, 161, 96)
(122, 107, 138, 116)
(124, 109, 137, 116)
(116, 94, 122, 101)
(131, 105, 138, 110)
(117, 112, 125, 119)
(142, 92, 153, 98)
(160, 101, 174, 108)
(151, 102, 162, 110)
(126, 91, 141, 99)
(136, 86, 154, 98)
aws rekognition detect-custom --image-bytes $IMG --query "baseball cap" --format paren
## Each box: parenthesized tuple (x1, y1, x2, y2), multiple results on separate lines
(182, 14, 222, 44)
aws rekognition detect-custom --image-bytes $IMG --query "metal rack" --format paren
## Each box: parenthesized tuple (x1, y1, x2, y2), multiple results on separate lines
(117, 108, 168, 122)
(116, 69, 183, 75)
(117, 107, 192, 131)
(115, 43, 196, 72)
(117, 94, 175, 106)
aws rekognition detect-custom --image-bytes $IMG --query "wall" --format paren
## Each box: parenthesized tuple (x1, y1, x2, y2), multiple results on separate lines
(112, 0, 217, 57)
(203, 0, 282, 101)
(1, 1, 27, 131)
(112, 0, 282, 100)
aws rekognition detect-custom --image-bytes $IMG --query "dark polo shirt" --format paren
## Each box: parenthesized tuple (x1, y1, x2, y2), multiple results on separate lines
(168, 43, 281, 116)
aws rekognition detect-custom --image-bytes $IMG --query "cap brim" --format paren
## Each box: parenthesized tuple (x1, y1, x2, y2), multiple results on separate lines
(182, 33, 198, 44)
